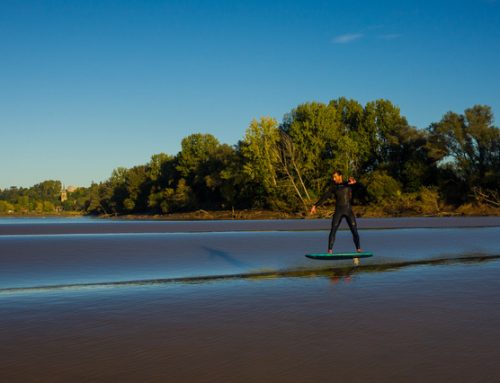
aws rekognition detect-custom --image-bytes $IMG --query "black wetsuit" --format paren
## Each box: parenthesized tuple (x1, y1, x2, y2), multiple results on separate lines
(315, 181, 361, 251)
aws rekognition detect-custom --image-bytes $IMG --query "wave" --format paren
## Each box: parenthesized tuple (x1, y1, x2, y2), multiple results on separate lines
(1, 254, 499, 295)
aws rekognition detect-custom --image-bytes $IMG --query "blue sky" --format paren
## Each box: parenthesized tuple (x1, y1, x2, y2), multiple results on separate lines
(1, 0, 499, 188)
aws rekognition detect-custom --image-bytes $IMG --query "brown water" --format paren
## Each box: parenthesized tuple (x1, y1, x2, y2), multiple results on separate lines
(1, 259, 500, 382)
(1, 218, 500, 382)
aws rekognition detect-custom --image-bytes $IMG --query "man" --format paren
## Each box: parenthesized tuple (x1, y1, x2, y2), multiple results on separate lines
(310, 170, 362, 255)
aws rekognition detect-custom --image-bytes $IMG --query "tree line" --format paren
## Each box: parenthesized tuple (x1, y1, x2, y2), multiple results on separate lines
(1, 98, 499, 216)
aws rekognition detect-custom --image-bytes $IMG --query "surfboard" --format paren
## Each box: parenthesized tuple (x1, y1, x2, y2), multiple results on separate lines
(305, 251, 373, 260)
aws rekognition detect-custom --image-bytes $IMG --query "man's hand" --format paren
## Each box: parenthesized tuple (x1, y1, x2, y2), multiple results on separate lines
(348, 177, 357, 185)
(310, 205, 317, 215)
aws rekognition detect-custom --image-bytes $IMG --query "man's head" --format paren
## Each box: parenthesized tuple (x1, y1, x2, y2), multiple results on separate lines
(332, 170, 343, 184)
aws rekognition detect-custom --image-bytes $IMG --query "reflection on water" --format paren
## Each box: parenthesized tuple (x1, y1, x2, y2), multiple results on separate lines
(1, 260, 500, 382)
(1, 226, 499, 290)
(2, 254, 499, 295)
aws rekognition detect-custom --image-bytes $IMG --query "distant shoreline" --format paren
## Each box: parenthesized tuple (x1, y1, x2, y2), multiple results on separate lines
(1, 215, 500, 236)
(1, 205, 499, 221)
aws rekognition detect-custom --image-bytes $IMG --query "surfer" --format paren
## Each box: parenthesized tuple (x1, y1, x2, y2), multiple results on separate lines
(310, 170, 363, 257)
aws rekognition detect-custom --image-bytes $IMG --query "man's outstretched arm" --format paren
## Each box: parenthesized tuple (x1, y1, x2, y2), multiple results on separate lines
(310, 186, 334, 214)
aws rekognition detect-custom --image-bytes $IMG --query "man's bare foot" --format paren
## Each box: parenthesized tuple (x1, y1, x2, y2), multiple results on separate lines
(327, 249, 333, 254)
(356, 248, 363, 253)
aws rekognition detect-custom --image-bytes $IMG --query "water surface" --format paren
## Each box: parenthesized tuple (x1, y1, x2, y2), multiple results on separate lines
(1, 259, 499, 382)
(1, 217, 499, 382)
(1, 216, 499, 235)
(1, 227, 499, 290)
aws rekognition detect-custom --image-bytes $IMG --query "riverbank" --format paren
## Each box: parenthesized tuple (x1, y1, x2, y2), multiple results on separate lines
(92, 202, 500, 221)
(2, 202, 499, 221)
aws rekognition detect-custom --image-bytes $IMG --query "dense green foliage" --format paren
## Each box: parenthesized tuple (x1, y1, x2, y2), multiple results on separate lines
(1, 99, 498, 215)
(0, 180, 88, 214)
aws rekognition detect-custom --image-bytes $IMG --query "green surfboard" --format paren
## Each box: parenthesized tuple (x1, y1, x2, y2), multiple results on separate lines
(305, 251, 373, 260)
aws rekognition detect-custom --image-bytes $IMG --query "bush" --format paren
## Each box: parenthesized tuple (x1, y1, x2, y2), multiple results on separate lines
(416, 187, 440, 214)
(380, 187, 440, 216)
(0, 200, 14, 213)
(361, 170, 401, 203)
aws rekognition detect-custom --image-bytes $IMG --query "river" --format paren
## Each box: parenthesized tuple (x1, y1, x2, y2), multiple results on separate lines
(1, 217, 499, 382)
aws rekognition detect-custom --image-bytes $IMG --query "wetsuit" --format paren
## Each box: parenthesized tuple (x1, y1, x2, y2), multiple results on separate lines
(315, 181, 361, 251)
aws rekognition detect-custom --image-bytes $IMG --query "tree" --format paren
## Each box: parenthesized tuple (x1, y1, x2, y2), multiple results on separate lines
(240, 117, 310, 210)
(240, 117, 281, 203)
(123, 166, 149, 213)
(427, 105, 500, 202)
(362, 99, 434, 191)
(85, 183, 105, 214)
(147, 153, 174, 184)
(145, 153, 178, 213)
(177, 134, 220, 179)
(30, 180, 63, 206)
(276, 130, 310, 208)
(62, 187, 91, 212)
(281, 101, 339, 193)
(176, 133, 240, 210)
(211, 143, 243, 209)
(328, 97, 367, 175)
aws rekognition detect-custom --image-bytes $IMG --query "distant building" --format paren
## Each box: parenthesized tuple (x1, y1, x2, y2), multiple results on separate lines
(61, 185, 78, 202)
(60, 188, 68, 202)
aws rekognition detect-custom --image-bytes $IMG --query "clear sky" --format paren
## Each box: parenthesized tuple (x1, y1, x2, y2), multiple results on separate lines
(1, 0, 499, 188)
